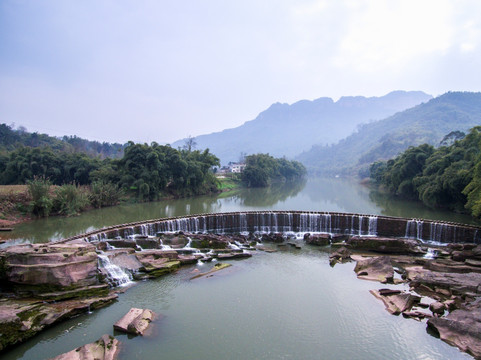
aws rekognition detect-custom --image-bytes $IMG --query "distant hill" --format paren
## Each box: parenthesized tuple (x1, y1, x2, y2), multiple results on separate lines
(172, 91, 432, 164)
(0, 124, 125, 159)
(296, 92, 481, 177)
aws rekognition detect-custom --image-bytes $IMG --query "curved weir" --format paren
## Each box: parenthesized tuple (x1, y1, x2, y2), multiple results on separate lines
(61, 211, 481, 244)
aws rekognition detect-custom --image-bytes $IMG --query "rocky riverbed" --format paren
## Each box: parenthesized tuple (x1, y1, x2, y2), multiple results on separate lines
(328, 236, 481, 359)
(1, 231, 481, 359)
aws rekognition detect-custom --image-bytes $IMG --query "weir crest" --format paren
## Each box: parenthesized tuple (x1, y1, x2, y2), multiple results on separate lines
(61, 211, 481, 245)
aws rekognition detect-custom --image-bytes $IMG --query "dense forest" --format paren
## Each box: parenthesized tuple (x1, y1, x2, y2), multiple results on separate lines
(370, 126, 481, 218)
(298, 92, 481, 176)
(241, 153, 306, 187)
(0, 141, 220, 201)
(0, 123, 125, 159)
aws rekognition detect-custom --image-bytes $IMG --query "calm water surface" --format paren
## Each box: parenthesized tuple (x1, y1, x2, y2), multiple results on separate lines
(1, 178, 476, 359)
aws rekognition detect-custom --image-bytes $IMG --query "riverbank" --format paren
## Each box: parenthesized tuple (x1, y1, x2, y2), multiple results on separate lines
(0, 186, 32, 229)
(0, 181, 230, 231)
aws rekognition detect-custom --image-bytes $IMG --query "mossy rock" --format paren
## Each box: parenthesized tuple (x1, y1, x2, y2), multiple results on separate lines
(144, 260, 180, 278)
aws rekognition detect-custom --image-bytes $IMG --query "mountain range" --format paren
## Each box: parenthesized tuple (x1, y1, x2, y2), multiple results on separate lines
(297, 92, 481, 176)
(172, 91, 432, 164)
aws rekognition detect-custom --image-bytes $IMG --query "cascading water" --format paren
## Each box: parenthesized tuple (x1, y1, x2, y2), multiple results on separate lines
(405, 220, 424, 240)
(97, 253, 133, 287)
(430, 222, 450, 243)
(76, 211, 481, 247)
(367, 216, 378, 236)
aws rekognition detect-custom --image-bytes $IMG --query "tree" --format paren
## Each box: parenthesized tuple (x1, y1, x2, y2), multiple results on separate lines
(183, 136, 197, 152)
(241, 154, 306, 188)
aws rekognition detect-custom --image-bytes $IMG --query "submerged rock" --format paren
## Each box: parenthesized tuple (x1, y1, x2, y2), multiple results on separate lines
(114, 308, 155, 336)
(329, 246, 351, 266)
(370, 289, 420, 315)
(190, 263, 232, 280)
(50, 334, 121, 360)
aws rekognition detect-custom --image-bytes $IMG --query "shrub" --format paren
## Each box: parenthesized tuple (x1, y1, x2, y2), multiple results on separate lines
(89, 181, 123, 208)
(53, 183, 89, 216)
(27, 176, 53, 217)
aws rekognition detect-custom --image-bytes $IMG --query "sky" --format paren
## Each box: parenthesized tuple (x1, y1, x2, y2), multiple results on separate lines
(1, 0, 481, 145)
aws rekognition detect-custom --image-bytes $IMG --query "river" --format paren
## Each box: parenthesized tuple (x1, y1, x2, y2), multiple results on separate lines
(1, 178, 476, 359)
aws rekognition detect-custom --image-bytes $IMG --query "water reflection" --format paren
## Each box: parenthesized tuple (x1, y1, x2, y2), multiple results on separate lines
(3, 177, 479, 245)
(225, 179, 306, 207)
(368, 187, 480, 225)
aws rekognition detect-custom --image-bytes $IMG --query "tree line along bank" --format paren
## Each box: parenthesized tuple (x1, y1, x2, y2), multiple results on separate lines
(370, 126, 481, 218)
(0, 138, 306, 219)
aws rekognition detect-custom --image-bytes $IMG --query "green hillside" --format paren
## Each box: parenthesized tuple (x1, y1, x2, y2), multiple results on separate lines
(0, 123, 125, 159)
(297, 92, 481, 176)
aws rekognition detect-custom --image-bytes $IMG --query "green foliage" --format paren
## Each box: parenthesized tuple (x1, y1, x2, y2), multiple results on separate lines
(117, 142, 219, 199)
(0, 122, 125, 158)
(0, 124, 223, 207)
(53, 183, 89, 216)
(27, 177, 53, 217)
(241, 154, 306, 188)
(89, 181, 123, 208)
(370, 126, 481, 217)
(0, 146, 105, 185)
(381, 144, 434, 199)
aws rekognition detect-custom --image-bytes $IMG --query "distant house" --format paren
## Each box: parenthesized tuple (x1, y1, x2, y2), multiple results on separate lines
(229, 162, 246, 173)
(216, 162, 246, 174)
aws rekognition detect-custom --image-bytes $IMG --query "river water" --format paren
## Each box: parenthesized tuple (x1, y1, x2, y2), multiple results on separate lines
(2, 178, 476, 359)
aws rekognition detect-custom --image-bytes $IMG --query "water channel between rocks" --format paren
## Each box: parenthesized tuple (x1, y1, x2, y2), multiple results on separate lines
(1, 178, 478, 359)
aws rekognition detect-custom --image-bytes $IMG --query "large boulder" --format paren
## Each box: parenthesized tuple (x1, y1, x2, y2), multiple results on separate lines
(347, 236, 424, 255)
(50, 334, 121, 360)
(427, 299, 481, 359)
(354, 256, 394, 283)
(3, 240, 100, 292)
(304, 233, 330, 246)
(135, 251, 180, 278)
(261, 233, 285, 243)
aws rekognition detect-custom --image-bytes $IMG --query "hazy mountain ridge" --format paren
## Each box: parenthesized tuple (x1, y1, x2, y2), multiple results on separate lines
(173, 91, 432, 164)
(297, 92, 481, 176)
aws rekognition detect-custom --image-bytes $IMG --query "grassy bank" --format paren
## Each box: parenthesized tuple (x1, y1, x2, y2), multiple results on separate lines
(216, 175, 242, 193)
(0, 185, 31, 227)
(0, 177, 240, 228)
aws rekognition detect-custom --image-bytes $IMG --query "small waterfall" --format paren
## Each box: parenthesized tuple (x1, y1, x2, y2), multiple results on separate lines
(239, 213, 248, 233)
(97, 253, 133, 287)
(228, 242, 240, 250)
(160, 239, 172, 250)
(367, 216, 378, 236)
(430, 222, 450, 243)
(423, 248, 438, 259)
(350, 215, 356, 235)
(405, 220, 423, 240)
